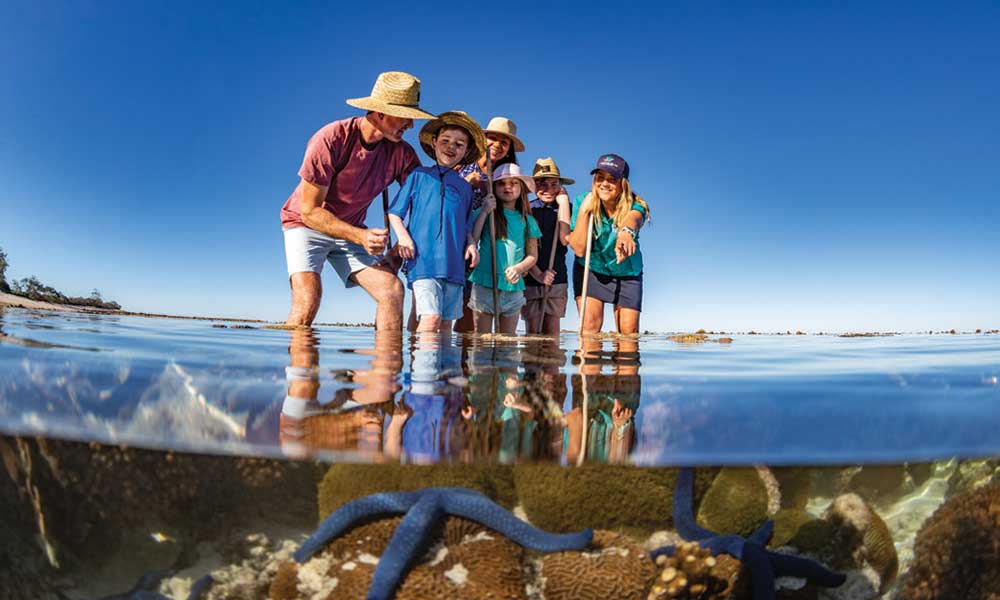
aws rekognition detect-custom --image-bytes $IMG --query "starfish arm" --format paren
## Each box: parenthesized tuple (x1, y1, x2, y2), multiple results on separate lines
(767, 550, 847, 588)
(742, 543, 777, 600)
(368, 493, 444, 600)
(440, 489, 593, 552)
(294, 491, 422, 562)
(749, 519, 774, 545)
(673, 467, 719, 540)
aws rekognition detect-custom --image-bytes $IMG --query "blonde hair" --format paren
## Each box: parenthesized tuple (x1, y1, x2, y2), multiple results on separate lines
(585, 177, 650, 234)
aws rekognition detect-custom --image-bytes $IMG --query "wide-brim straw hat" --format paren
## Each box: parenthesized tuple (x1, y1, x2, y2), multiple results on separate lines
(493, 163, 536, 194)
(418, 111, 486, 166)
(532, 157, 575, 185)
(484, 116, 525, 152)
(345, 71, 435, 120)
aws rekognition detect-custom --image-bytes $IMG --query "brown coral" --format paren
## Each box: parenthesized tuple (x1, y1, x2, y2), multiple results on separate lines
(899, 482, 1000, 600)
(821, 493, 898, 593)
(647, 541, 745, 600)
(541, 530, 657, 600)
(270, 516, 526, 600)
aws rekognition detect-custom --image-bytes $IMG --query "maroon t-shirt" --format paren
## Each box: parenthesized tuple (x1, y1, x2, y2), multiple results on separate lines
(280, 117, 421, 230)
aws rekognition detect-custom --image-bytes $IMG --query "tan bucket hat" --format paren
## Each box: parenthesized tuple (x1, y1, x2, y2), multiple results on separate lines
(532, 157, 575, 185)
(418, 111, 486, 166)
(345, 71, 435, 120)
(484, 116, 525, 152)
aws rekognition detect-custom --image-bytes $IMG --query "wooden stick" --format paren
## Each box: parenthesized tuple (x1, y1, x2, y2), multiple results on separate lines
(485, 153, 500, 334)
(540, 214, 560, 319)
(578, 206, 595, 335)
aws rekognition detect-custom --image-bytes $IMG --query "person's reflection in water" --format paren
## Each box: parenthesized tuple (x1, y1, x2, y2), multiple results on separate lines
(279, 328, 403, 460)
(397, 333, 474, 463)
(566, 337, 640, 464)
(518, 337, 569, 462)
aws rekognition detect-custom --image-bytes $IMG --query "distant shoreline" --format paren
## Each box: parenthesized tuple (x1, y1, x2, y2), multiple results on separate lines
(0, 292, 372, 328)
(2, 293, 995, 335)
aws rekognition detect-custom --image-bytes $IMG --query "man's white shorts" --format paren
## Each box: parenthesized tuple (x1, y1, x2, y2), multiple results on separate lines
(283, 227, 380, 288)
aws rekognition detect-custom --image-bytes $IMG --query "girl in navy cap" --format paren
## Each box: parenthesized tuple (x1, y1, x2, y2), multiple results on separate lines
(566, 154, 650, 334)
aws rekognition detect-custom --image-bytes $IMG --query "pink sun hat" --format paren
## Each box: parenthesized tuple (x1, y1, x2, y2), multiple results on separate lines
(492, 163, 536, 194)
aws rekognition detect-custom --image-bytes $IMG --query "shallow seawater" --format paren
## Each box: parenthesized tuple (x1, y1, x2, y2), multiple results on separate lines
(1, 308, 998, 599)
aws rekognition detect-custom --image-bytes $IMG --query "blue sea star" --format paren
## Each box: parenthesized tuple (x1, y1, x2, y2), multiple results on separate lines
(651, 468, 846, 600)
(294, 487, 594, 600)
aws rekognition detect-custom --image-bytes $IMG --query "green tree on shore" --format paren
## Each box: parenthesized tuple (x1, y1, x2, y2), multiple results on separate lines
(0, 247, 121, 309)
(0, 246, 10, 293)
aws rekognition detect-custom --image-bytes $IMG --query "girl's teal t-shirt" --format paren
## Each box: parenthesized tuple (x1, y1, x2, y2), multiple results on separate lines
(569, 193, 646, 277)
(469, 208, 541, 291)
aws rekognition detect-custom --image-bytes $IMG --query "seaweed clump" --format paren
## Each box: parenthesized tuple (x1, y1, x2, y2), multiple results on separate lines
(900, 482, 1000, 599)
(513, 464, 718, 536)
(317, 464, 515, 522)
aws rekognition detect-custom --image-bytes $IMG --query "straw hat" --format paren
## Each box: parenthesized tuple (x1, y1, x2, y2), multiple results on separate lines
(418, 111, 486, 166)
(345, 71, 435, 120)
(532, 157, 575, 185)
(484, 116, 525, 152)
(493, 163, 536, 194)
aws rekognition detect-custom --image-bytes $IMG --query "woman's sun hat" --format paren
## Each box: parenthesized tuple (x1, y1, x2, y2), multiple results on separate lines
(418, 111, 486, 165)
(532, 157, 575, 185)
(590, 153, 630, 180)
(484, 116, 525, 152)
(492, 163, 536, 194)
(345, 71, 435, 119)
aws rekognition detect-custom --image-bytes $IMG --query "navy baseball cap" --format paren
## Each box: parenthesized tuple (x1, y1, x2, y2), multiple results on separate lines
(590, 154, 630, 180)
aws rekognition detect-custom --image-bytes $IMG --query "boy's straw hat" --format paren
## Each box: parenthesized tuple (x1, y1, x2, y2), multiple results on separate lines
(418, 111, 486, 165)
(345, 71, 435, 120)
(493, 163, 536, 194)
(532, 157, 575, 185)
(484, 116, 525, 152)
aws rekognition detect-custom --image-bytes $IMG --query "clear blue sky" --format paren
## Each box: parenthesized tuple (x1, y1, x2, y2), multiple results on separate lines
(2, 1, 998, 332)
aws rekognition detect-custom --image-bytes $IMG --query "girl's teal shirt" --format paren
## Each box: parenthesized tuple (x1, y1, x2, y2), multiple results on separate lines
(569, 193, 646, 277)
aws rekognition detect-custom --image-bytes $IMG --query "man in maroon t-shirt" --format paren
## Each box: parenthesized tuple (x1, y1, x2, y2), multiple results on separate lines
(281, 72, 433, 328)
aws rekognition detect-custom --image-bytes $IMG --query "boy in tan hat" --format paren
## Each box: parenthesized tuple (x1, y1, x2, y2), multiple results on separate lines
(522, 157, 574, 335)
(387, 111, 486, 334)
(280, 71, 434, 329)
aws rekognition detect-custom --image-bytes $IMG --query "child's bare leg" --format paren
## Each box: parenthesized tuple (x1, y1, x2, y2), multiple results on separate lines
(542, 313, 562, 336)
(406, 299, 418, 332)
(500, 313, 519, 335)
(417, 314, 442, 333)
(523, 309, 542, 334)
(474, 311, 493, 334)
(439, 320, 454, 336)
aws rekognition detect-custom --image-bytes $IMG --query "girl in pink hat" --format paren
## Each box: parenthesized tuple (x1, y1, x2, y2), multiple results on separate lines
(468, 163, 541, 334)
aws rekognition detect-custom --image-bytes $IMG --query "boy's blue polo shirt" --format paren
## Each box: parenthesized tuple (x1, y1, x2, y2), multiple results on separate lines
(389, 165, 474, 287)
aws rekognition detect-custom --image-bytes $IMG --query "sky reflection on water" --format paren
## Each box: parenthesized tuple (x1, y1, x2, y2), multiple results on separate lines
(0, 308, 998, 466)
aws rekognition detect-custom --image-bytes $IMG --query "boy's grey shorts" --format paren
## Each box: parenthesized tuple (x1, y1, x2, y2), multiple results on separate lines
(283, 227, 380, 287)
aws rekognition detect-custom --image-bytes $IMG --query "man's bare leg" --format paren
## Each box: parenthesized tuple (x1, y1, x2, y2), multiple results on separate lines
(287, 272, 322, 326)
(352, 265, 404, 331)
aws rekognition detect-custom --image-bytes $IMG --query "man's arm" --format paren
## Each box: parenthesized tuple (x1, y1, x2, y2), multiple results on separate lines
(299, 179, 388, 255)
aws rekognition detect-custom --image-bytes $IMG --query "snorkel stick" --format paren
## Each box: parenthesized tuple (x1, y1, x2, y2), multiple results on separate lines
(486, 152, 501, 334)
(578, 195, 595, 335)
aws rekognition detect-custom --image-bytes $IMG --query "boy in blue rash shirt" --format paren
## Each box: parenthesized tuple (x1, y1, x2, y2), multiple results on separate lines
(388, 111, 486, 334)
